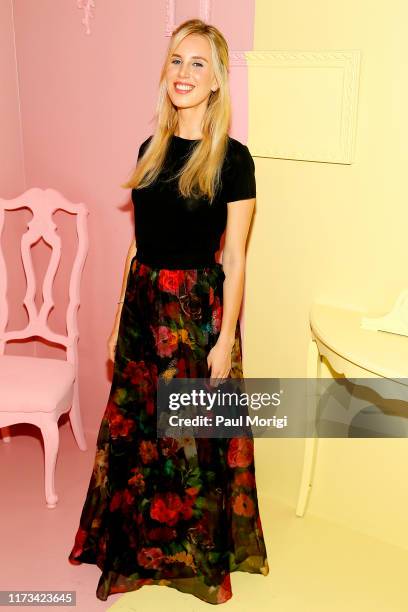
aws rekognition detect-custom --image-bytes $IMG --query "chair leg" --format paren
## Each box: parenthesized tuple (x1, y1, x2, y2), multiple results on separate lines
(1, 426, 11, 442)
(40, 420, 59, 509)
(69, 378, 87, 451)
(296, 339, 321, 517)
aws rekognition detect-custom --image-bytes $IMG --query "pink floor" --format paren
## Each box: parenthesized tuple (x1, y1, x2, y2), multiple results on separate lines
(0, 417, 122, 611)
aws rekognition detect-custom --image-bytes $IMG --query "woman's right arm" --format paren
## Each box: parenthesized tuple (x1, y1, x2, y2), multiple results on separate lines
(107, 237, 137, 361)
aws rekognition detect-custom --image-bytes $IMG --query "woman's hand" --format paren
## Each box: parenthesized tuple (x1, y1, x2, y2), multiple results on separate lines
(107, 324, 120, 362)
(207, 338, 234, 386)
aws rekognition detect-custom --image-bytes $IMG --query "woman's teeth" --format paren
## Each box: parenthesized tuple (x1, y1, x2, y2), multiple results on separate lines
(175, 83, 195, 93)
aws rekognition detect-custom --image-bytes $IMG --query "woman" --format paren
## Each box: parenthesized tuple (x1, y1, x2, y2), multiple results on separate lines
(68, 18, 269, 605)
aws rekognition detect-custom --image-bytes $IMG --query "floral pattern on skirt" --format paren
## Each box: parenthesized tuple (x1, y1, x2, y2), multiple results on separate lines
(68, 256, 269, 604)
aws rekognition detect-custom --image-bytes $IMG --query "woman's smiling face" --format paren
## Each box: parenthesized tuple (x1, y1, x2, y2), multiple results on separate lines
(166, 33, 219, 110)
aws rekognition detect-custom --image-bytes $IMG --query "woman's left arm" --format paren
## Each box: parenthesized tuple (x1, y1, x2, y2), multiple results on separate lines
(207, 197, 255, 383)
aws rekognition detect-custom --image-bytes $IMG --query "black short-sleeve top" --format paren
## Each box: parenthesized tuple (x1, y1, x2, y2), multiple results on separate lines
(131, 134, 256, 269)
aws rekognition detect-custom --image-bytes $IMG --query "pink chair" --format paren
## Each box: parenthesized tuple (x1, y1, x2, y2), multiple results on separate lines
(0, 188, 89, 508)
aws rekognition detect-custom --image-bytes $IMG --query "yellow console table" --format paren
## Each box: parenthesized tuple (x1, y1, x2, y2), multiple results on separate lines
(296, 301, 408, 517)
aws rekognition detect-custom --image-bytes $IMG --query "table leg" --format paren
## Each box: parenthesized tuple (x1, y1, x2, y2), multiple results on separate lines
(296, 339, 321, 517)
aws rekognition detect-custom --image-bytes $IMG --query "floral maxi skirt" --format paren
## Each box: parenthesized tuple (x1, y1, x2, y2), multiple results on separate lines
(68, 256, 269, 604)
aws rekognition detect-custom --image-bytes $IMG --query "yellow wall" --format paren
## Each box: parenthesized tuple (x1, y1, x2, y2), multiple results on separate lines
(246, 0, 408, 549)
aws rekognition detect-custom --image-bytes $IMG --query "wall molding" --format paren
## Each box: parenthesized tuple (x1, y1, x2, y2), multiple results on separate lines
(165, 0, 212, 36)
(230, 51, 248, 67)
(77, 0, 95, 35)
(241, 50, 361, 164)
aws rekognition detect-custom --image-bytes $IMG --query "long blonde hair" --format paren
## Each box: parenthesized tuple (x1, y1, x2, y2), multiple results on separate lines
(121, 19, 231, 203)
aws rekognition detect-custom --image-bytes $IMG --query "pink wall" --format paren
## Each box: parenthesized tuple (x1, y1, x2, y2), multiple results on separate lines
(4, 0, 255, 434)
(0, 1, 24, 195)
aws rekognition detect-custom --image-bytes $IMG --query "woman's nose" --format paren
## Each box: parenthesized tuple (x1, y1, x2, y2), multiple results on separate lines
(178, 65, 190, 79)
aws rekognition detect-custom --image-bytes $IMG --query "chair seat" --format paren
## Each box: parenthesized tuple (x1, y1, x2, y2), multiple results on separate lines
(0, 355, 75, 413)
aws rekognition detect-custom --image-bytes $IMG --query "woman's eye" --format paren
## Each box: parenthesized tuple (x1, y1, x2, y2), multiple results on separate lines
(171, 59, 203, 68)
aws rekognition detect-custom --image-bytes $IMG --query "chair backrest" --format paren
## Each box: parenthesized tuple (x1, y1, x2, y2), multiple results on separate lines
(0, 187, 89, 365)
